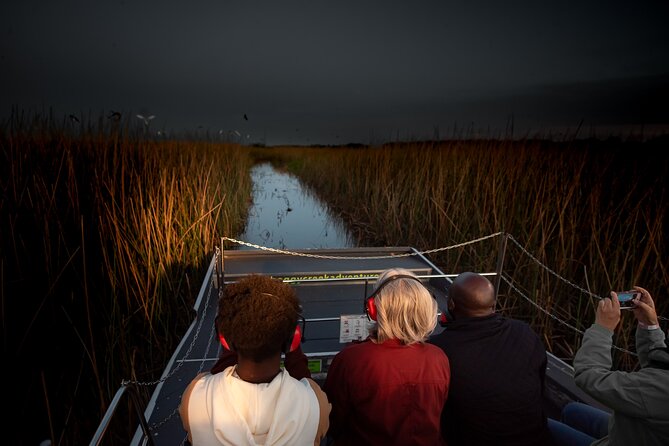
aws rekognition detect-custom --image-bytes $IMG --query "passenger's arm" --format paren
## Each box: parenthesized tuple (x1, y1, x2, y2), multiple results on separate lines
(179, 373, 207, 443)
(630, 286, 662, 367)
(322, 354, 350, 439)
(306, 378, 331, 446)
(636, 325, 667, 368)
(574, 324, 653, 417)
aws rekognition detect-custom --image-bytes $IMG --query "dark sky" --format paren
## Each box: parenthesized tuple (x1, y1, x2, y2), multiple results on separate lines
(2, 0, 668, 145)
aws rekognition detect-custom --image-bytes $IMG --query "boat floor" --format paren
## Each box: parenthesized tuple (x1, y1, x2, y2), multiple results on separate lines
(135, 247, 604, 445)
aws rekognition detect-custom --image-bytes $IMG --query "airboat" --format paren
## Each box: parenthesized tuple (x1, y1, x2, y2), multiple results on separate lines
(91, 233, 610, 445)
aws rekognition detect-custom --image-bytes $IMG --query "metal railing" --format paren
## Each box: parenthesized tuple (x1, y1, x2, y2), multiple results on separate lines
(90, 383, 155, 446)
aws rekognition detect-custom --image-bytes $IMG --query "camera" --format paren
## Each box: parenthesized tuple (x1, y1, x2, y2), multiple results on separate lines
(615, 290, 640, 309)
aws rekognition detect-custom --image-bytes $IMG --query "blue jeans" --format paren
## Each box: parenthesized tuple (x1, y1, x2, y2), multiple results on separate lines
(548, 402, 610, 446)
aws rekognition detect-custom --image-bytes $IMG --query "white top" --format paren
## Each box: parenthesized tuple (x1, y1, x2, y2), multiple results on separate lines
(186, 366, 320, 446)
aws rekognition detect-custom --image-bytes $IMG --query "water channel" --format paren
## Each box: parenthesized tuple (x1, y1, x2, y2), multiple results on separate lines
(237, 163, 355, 249)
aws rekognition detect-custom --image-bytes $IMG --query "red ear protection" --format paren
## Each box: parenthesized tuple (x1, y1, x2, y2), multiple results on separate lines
(438, 311, 450, 327)
(365, 296, 378, 321)
(286, 324, 303, 353)
(218, 332, 231, 350)
(218, 319, 304, 353)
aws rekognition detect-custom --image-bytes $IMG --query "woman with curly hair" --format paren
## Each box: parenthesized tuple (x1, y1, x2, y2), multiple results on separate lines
(180, 275, 330, 446)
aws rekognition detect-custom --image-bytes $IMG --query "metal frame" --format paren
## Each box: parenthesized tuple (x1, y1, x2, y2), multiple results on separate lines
(89, 383, 155, 446)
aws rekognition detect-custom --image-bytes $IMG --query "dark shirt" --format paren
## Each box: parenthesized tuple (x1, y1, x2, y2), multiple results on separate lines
(323, 338, 450, 446)
(429, 313, 554, 446)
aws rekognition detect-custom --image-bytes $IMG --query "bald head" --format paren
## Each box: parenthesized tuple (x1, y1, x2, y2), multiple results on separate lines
(449, 272, 496, 318)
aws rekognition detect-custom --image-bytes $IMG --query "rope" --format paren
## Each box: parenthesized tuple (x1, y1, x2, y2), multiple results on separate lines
(122, 249, 219, 387)
(222, 232, 504, 259)
(149, 308, 218, 432)
(502, 275, 637, 356)
(112, 230, 664, 383)
(507, 235, 668, 322)
(119, 232, 658, 436)
(507, 235, 605, 300)
(129, 234, 660, 380)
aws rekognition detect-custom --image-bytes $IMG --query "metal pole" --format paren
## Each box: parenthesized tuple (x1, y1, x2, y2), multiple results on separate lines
(493, 233, 509, 301)
(90, 385, 128, 446)
(215, 237, 225, 291)
(218, 237, 225, 293)
(128, 385, 156, 446)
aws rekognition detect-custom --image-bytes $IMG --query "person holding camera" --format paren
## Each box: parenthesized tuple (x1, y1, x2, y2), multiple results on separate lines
(551, 286, 669, 445)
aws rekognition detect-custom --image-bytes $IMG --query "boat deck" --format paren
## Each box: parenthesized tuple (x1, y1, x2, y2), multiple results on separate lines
(130, 246, 604, 445)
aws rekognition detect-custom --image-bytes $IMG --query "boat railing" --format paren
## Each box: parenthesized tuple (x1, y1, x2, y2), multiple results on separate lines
(89, 382, 155, 446)
(90, 233, 511, 444)
(91, 231, 656, 443)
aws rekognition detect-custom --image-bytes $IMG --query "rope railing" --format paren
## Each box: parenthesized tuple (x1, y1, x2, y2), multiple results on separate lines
(221, 233, 505, 259)
(506, 234, 668, 322)
(100, 250, 221, 442)
(121, 250, 218, 388)
(102, 232, 663, 442)
(224, 233, 667, 322)
(132, 232, 661, 391)
(501, 274, 637, 356)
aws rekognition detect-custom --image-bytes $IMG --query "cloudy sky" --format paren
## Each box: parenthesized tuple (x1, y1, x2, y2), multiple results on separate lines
(2, 0, 668, 145)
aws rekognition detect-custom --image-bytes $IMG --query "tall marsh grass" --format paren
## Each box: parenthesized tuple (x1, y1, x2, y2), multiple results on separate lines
(1, 111, 252, 444)
(259, 140, 669, 368)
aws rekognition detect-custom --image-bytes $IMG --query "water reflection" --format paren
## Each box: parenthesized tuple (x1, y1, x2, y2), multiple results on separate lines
(238, 163, 355, 249)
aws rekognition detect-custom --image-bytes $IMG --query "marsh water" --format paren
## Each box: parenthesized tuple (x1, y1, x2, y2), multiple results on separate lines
(237, 163, 355, 249)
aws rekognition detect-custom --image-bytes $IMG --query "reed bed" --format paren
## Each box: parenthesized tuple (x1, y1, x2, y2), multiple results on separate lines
(258, 139, 668, 369)
(1, 111, 253, 444)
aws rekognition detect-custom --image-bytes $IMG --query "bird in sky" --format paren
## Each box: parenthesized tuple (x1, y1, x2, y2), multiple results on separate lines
(136, 114, 155, 126)
(107, 111, 122, 121)
(243, 113, 248, 121)
(69, 114, 80, 123)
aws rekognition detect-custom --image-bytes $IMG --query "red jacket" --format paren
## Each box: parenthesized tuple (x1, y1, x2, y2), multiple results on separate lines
(323, 338, 450, 445)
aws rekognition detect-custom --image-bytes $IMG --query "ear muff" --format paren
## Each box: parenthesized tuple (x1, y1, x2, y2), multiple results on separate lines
(216, 315, 233, 351)
(438, 311, 450, 327)
(285, 324, 303, 353)
(220, 321, 304, 353)
(365, 296, 378, 321)
(218, 332, 232, 351)
(365, 274, 423, 321)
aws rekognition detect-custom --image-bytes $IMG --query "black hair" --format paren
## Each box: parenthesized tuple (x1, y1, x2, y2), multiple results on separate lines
(216, 275, 301, 361)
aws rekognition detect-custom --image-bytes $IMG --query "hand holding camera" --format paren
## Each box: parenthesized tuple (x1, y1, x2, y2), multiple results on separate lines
(595, 293, 622, 331)
(629, 286, 659, 327)
(614, 290, 641, 309)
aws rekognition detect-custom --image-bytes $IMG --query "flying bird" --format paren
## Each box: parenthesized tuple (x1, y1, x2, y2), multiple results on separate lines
(107, 111, 122, 121)
(69, 114, 80, 123)
(243, 114, 248, 121)
(136, 114, 155, 126)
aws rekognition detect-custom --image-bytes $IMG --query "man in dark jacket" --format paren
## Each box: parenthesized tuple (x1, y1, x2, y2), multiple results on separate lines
(429, 272, 554, 446)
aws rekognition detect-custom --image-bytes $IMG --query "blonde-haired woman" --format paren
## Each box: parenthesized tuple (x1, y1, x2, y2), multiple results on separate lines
(323, 268, 450, 445)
